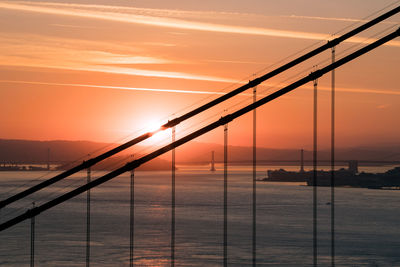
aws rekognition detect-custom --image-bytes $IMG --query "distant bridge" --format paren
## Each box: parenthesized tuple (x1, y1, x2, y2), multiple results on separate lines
(180, 160, 400, 166)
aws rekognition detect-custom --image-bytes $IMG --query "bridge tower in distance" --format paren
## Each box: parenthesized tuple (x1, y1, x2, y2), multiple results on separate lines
(210, 151, 216, 172)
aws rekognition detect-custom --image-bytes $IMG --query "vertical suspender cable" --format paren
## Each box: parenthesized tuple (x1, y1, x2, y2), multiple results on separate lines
(171, 127, 176, 267)
(2, 28, 398, 233)
(224, 124, 228, 267)
(130, 168, 135, 267)
(331, 47, 336, 267)
(30, 202, 35, 267)
(252, 86, 257, 267)
(86, 168, 91, 267)
(211, 151, 216, 171)
(313, 78, 318, 267)
(2, 6, 399, 212)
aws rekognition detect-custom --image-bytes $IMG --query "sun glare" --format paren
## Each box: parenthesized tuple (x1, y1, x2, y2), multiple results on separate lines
(141, 119, 171, 146)
(145, 120, 164, 133)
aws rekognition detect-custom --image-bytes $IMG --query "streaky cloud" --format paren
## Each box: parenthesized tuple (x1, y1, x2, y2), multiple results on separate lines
(1, 1, 399, 47)
(0, 34, 232, 83)
(302, 84, 400, 96)
(1, 80, 399, 97)
(284, 15, 398, 25)
(0, 61, 236, 83)
(0, 80, 236, 95)
(50, 23, 101, 29)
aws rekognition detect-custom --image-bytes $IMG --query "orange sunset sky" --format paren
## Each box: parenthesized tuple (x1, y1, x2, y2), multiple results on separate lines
(0, 0, 399, 150)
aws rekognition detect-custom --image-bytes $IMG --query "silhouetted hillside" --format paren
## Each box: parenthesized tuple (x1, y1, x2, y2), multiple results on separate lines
(0, 139, 113, 163)
(168, 142, 400, 165)
(1, 139, 399, 168)
(0, 139, 171, 171)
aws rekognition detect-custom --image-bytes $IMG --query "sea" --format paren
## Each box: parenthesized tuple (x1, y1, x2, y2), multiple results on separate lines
(0, 164, 399, 266)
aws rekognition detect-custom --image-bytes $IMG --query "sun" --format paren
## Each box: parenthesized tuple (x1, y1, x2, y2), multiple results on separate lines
(141, 119, 172, 147)
(145, 120, 164, 133)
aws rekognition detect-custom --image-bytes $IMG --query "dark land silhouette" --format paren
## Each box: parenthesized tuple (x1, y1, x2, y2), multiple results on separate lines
(0, 139, 171, 171)
(0, 139, 399, 170)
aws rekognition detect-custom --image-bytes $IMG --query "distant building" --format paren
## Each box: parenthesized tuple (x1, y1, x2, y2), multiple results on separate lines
(348, 160, 358, 174)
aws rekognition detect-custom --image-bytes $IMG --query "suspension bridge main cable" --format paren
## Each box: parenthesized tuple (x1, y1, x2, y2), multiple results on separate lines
(1, 21, 395, 220)
(1, 5, 398, 210)
(1, 27, 398, 232)
(4, 20, 390, 216)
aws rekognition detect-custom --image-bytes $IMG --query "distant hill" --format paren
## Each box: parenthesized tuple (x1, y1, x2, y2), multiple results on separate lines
(0, 139, 112, 163)
(1, 139, 399, 169)
(0, 139, 170, 171)
(167, 142, 400, 165)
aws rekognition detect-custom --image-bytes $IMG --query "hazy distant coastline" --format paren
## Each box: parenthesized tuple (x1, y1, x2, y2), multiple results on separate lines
(0, 139, 170, 171)
(1, 139, 399, 170)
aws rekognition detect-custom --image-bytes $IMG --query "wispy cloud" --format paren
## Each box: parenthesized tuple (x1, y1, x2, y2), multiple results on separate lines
(284, 15, 399, 25)
(50, 23, 101, 29)
(333, 87, 400, 96)
(2, 1, 259, 20)
(0, 33, 233, 83)
(0, 60, 235, 83)
(0, 33, 142, 55)
(204, 59, 266, 65)
(1, 1, 399, 46)
(302, 84, 400, 96)
(0, 80, 231, 95)
(2, 80, 399, 97)
(142, 42, 178, 47)
(376, 104, 391, 109)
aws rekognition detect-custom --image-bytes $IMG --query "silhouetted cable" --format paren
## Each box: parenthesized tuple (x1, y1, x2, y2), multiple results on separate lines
(1, 28, 398, 232)
(0, 171, 53, 199)
(86, 168, 91, 267)
(333, 0, 400, 36)
(314, 24, 399, 73)
(163, 6, 400, 131)
(130, 168, 135, 267)
(171, 127, 176, 267)
(0, 144, 112, 199)
(312, 78, 318, 267)
(2, 6, 398, 209)
(252, 86, 257, 267)
(0, 132, 153, 209)
(30, 202, 35, 267)
(1, 174, 90, 221)
(223, 124, 228, 267)
(331, 47, 336, 267)
(1, 5, 398, 210)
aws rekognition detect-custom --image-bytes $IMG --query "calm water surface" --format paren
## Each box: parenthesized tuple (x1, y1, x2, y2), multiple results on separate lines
(0, 165, 399, 266)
